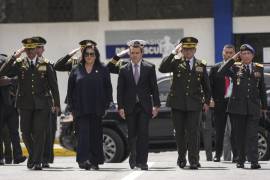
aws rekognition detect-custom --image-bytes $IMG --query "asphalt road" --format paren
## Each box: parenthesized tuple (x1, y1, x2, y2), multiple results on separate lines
(1, 151, 270, 180)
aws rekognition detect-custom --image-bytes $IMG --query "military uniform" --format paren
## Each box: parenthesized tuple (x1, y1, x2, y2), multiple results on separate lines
(159, 37, 211, 169)
(0, 38, 60, 170)
(218, 45, 267, 168)
(107, 55, 129, 74)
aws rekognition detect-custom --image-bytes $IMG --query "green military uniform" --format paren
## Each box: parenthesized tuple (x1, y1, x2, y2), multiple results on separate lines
(218, 44, 267, 169)
(0, 38, 60, 170)
(159, 37, 211, 169)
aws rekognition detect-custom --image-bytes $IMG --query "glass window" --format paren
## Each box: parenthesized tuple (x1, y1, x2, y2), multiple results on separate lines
(158, 78, 172, 102)
(233, 0, 270, 17)
(0, 0, 98, 23)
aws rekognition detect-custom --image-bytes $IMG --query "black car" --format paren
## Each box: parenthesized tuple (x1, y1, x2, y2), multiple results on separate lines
(60, 67, 270, 163)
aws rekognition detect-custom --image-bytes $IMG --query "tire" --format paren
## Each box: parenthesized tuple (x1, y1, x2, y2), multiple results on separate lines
(103, 128, 125, 163)
(258, 127, 270, 161)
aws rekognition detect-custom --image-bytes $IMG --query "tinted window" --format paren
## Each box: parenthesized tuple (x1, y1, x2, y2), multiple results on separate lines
(233, 0, 270, 17)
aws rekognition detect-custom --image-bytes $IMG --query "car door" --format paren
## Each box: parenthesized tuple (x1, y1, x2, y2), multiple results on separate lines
(149, 77, 175, 141)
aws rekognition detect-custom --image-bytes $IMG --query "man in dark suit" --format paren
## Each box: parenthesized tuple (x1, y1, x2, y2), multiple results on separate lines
(218, 44, 267, 169)
(0, 38, 60, 170)
(209, 44, 237, 162)
(159, 37, 211, 169)
(117, 40, 160, 170)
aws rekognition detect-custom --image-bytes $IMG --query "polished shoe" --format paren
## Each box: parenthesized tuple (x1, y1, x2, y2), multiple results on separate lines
(236, 163, 244, 168)
(27, 160, 34, 169)
(213, 156, 220, 162)
(5, 158, 12, 164)
(14, 156, 27, 164)
(139, 164, 148, 171)
(78, 160, 91, 170)
(33, 164, 42, 170)
(129, 155, 136, 169)
(251, 163, 261, 169)
(190, 164, 198, 170)
(232, 156, 239, 163)
(177, 159, 187, 168)
(0, 159, 4, 165)
(42, 162, 50, 168)
(91, 164, 100, 170)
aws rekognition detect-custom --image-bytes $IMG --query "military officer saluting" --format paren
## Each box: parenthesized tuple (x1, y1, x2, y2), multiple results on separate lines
(0, 38, 60, 170)
(54, 40, 97, 72)
(218, 44, 267, 169)
(159, 37, 211, 169)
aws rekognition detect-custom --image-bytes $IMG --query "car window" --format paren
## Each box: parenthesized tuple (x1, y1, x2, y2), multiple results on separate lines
(158, 78, 171, 102)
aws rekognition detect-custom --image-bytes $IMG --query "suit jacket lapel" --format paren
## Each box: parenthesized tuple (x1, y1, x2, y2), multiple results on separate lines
(128, 62, 136, 86)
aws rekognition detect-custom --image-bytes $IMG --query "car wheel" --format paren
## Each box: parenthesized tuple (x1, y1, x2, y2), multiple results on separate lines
(103, 128, 125, 163)
(258, 127, 270, 161)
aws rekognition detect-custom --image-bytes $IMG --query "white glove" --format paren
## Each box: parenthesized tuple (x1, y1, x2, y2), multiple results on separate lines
(116, 49, 129, 57)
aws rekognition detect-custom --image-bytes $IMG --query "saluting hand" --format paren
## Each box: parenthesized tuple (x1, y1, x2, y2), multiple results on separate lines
(232, 51, 241, 61)
(118, 108, 126, 119)
(69, 47, 81, 56)
(14, 47, 25, 58)
(172, 43, 182, 55)
(116, 49, 129, 57)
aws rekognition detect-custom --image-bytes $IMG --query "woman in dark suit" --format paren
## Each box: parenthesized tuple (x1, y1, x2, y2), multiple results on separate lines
(67, 44, 113, 170)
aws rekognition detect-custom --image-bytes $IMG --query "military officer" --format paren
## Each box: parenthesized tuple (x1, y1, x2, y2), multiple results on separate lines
(54, 40, 97, 72)
(159, 37, 211, 169)
(32, 36, 59, 168)
(218, 44, 267, 169)
(0, 38, 60, 170)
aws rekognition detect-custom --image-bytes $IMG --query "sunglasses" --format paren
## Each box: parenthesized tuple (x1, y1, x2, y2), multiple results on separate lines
(84, 52, 95, 57)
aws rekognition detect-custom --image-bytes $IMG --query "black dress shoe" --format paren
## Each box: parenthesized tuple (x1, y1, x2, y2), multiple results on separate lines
(213, 157, 220, 162)
(236, 163, 244, 168)
(251, 163, 261, 169)
(91, 164, 100, 170)
(140, 164, 148, 170)
(177, 159, 187, 168)
(33, 164, 42, 170)
(232, 156, 239, 163)
(197, 163, 201, 168)
(27, 160, 34, 169)
(129, 154, 136, 169)
(78, 160, 91, 170)
(190, 164, 198, 170)
(5, 158, 12, 164)
(0, 159, 4, 165)
(42, 162, 50, 168)
(14, 156, 27, 164)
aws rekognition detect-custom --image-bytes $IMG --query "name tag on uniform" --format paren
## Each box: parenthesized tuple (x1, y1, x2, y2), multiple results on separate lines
(38, 65, 47, 71)
(195, 66, 203, 72)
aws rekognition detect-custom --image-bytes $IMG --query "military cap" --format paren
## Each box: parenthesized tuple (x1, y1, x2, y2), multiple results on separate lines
(240, 44, 255, 54)
(180, 37, 198, 48)
(127, 39, 147, 47)
(79, 40, 97, 48)
(32, 36, 47, 46)
(21, 38, 38, 49)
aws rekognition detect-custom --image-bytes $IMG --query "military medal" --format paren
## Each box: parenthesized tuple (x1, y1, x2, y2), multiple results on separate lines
(254, 71, 261, 78)
(195, 66, 203, 72)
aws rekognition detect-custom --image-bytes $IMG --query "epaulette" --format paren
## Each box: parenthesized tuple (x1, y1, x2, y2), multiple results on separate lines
(197, 59, 207, 66)
(110, 59, 118, 65)
(234, 62, 242, 66)
(174, 55, 181, 60)
(255, 63, 263, 67)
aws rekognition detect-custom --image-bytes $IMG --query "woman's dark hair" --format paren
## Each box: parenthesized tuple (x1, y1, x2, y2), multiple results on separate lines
(81, 44, 101, 67)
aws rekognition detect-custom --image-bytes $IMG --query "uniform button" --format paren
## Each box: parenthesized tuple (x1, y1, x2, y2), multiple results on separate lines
(188, 79, 190, 82)
(186, 93, 189, 96)
(248, 89, 250, 92)
(32, 92, 34, 95)
(247, 95, 250, 98)
(32, 85, 34, 88)
(187, 86, 189, 89)
(32, 74, 34, 76)
(248, 83, 250, 86)
(189, 73, 191, 76)
(248, 78, 251, 80)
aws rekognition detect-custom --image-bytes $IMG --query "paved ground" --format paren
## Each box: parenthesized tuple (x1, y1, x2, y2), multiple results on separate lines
(1, 151, 270, 180)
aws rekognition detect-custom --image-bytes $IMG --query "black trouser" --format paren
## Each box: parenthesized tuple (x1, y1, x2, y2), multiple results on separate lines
(172, 109, 200, 165)
(76, 114, 104, 165)
(20, 109, 50, 164)
(0, 104, 23, 160)
(43, 112, 57, 164)
(214, 100, 237, 158)
(230, 113, 259, 164)
(0, 126, 12, 161)
(201, 109, 213, 160)
(126, 103, 150, 165)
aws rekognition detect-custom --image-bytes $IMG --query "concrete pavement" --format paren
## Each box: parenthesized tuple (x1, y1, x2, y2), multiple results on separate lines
(1, 151, 270, 180)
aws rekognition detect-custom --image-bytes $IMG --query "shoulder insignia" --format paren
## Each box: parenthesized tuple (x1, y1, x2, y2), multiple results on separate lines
(174, 55, 181, 60)
(197, 59, 207, 66)
(234, 62, 242, 65)
(255, 63, 263, 67)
